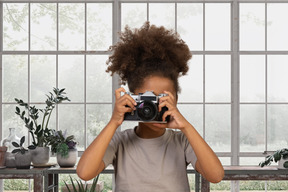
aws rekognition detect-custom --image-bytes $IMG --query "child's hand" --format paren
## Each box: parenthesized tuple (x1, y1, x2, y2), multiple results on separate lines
(110, 87, 137, 126)
(157, 91, 190, 130)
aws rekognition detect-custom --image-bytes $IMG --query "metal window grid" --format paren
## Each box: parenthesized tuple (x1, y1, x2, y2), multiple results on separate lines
(1, 0, 288, 168)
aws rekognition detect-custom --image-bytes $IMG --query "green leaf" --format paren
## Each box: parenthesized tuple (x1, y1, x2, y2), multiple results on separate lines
(25, 117, 29, 124)
(64, 181, 72, 192)
(20, 136, 25, 146)
(16, 106, 20, 113)
(35, 125, 41, 134)
(70, 176, 78, 192)
(284, 161, 288, 168)
(28, 145, 36, 150)
(12, 142, 20, 148)
(12, 149, 21, 154)
(76, 179, 84, 192)
(29, 121, 34, 130)
(274, 151, 282, 162)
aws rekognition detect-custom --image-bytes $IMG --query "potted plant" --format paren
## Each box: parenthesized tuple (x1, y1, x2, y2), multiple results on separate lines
(15, 87, 70, 165)
(259, 148, 288, 169)
(63, 175, 100, 192)
(48, 130, 77, 167)
(12, 136, 36, 169)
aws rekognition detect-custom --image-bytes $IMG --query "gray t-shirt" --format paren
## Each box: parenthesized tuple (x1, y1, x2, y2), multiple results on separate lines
(103, 128, 197, 192)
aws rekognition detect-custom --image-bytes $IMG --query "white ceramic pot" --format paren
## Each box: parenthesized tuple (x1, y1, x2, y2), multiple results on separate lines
(15, 151, 32, 169)
(57, 148, 78, 168)
(31, 146, 50, 165)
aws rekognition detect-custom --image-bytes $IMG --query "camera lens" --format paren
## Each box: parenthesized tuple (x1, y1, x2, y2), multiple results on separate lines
(137, 101, 157, 121)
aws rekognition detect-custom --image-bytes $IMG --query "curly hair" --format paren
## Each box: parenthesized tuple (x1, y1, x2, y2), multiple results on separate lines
(106, 22, 192, 94)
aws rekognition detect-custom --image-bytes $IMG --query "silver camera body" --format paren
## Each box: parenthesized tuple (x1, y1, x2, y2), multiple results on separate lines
(122, 91, 170, 122)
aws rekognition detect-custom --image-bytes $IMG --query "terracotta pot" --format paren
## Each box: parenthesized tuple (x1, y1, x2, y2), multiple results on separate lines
(57, 148, 78, 168)
(0, 146, 7, 167)
(31, 146, 50, 165)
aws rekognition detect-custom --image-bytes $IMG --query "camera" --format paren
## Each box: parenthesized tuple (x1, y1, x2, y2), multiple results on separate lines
(122, 91, 170, 122)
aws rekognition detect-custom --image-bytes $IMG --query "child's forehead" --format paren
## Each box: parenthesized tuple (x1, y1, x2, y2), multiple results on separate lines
(134, 76, 176, 95)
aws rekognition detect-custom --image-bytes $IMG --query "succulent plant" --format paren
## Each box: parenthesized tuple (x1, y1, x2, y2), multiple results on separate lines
(64, 175, 99, 192)
(47, 129, 77, 158)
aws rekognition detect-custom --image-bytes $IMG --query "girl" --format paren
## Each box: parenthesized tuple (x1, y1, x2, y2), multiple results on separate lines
(77, 22, 224, 191)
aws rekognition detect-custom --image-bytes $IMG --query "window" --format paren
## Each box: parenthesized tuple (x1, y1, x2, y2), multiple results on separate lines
(1, 0, 288, 172)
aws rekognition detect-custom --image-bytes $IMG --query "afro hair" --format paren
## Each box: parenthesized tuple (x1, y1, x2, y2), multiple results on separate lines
(106, 21, 192, 93)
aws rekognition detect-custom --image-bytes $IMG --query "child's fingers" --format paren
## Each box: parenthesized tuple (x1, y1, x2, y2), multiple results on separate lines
(162, 111, 172, 122)
(118, 95, 136, 110)
(115, 87, 126, 99)
(158, 100, 174, 112)
(164, 91, 175, 101)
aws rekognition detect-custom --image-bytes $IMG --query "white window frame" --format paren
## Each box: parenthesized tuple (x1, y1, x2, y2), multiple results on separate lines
(1, 0, 288, 171)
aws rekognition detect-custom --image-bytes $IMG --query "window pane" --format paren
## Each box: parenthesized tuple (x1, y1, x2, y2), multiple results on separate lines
(3, 3, 28, 50)
(267, 4, 288, 51)
(31, 3, 57, 50)
(87, 3, 112, 51)
(30, 55, 56, 102)
(205, 105, 231, 152)
(2, 55, 28, 102)
(178, 55, 203, 102)
(267, 105, 288, 151)
(59, 104, 85, 151)
(149, 3, 175, 29)
(86, 104, 112, 146)
(205, 55, 231, 102)
(240, 55, 265, 102)
(59, 3, 84, 50)
(219, 157, 231, 166)
(86, 55, 112, 102)
(177, 3, 203, 51)
(240, 104, 265, 152)
(205, 3, 230, 51)
(240, 157, 265, 166)
(58, 55, 84, 102)
(240, 3, 265, 51)
(178, 104, 203, 137)
(267, 55, 288, 102)
(2, 104, 28, 142)
(122, 3, 147, 30)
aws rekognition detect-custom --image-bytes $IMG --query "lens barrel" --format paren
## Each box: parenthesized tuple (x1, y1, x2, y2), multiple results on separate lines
(137, 101, 158, 121)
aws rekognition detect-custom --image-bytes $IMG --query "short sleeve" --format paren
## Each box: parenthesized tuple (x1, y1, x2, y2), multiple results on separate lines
(181, 133, 197, 168)
(102, 131, 122, 168)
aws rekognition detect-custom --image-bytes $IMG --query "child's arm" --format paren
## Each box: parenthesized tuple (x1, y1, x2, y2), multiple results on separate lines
(157, 91, 224, 183)
(77, 87, 136, 181)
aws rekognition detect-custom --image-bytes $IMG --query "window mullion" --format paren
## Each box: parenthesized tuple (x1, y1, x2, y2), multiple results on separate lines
(231, 0, 240, 166)
(0, 3, 3, 143)
(113, 0, 121, 131)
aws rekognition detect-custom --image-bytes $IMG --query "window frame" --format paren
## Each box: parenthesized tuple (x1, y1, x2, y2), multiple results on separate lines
(1, 0, 288, 166)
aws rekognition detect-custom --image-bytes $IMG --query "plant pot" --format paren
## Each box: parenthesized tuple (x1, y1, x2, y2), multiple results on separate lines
(31, 146, 50, 165)
(57, 148, 78, 168)
(278, 158, 288, 169)
(0, 146, 7, 167)
(15, 151, 32, 169)
(5, 152, 16, 168)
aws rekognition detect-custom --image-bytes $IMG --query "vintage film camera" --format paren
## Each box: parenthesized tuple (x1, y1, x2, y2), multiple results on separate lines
(122, 91, 170, 123)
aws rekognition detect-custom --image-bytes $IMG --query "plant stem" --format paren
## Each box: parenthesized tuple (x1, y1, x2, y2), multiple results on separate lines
(45, 106, 54, 130)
